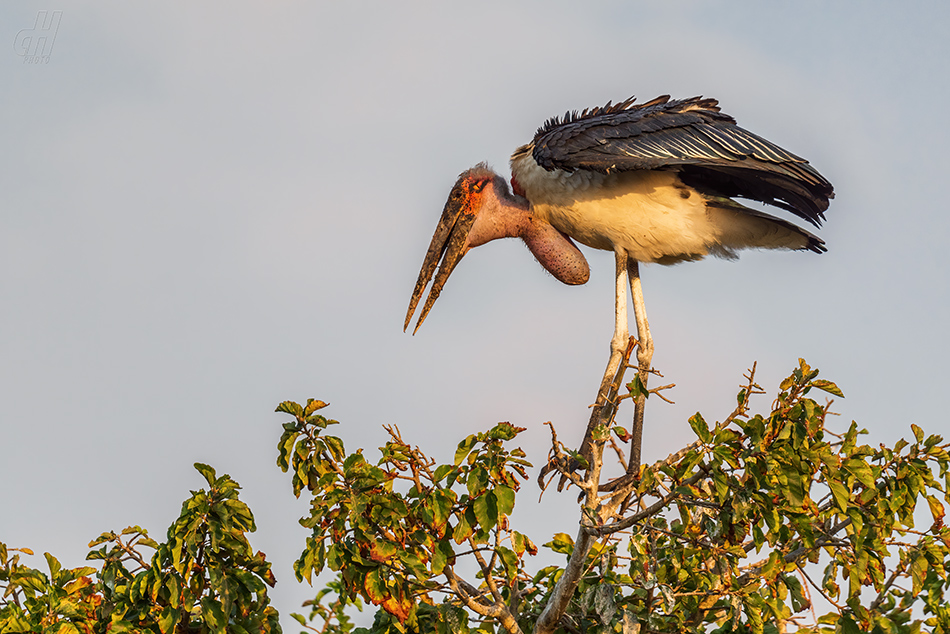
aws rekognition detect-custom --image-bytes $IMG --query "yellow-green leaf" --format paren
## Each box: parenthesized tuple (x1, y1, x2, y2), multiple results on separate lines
(828, 479, 850, 514)
(494, 485, 515, 517)
(811, 379, 844, 398)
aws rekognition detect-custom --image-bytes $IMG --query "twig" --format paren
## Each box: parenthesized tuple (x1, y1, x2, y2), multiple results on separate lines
(720, 363, 763, 430)
(444, 566, 496, 612)
(115, 533, 151, 571)
(607, 435, 627, 469)
(796, 562, 844, 612)
(737, 519, 852, 583)
(538, 422, 590, 494)
(649, 383, 676, 405)
(471, 540, 504, 605)
(868, 560, 907, 611)
(443, 564, 524, 633)
(591, 472, 706, 536)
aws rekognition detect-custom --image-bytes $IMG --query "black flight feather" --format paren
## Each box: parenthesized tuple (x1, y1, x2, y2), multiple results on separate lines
(530, 95, 834, 229)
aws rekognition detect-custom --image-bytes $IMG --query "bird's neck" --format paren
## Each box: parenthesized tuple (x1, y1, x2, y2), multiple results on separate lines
(521, 217, 590, 285)
(466, 186, 590, 286)
(466, 190, 532, 248)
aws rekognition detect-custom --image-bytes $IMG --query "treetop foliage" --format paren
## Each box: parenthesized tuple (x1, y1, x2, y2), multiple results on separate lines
(275, 360, 950, 634)
(2, 360, 948, 634)
(1, 464, 279, 634)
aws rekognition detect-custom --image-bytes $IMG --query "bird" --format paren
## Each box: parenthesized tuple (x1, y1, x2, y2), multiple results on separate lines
(403, 95, 833, 465)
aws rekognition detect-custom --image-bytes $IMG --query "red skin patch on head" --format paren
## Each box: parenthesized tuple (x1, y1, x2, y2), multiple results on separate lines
(459, 177, 489, 216)
(511, 176, 525, 198)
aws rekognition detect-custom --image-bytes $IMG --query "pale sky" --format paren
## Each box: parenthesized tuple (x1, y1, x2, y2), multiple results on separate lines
(3, 1, 949, 627)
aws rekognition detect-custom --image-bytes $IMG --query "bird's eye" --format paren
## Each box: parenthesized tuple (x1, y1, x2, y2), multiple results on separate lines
(471, 180, 486, 193)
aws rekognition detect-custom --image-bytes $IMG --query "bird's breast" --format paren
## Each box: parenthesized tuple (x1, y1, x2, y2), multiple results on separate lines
(510, 152, 714, 264)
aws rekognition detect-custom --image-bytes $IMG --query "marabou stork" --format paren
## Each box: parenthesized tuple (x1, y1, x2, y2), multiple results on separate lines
(404, 95, 833, 464)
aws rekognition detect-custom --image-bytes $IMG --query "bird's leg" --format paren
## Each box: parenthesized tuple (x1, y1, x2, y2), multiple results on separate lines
(627, 259, 653, 475)
(580, 248, 631, 463)
(606, 247, 632, 388)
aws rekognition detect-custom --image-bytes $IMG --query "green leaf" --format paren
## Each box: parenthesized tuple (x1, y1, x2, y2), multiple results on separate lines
(627, 375, 647, 399)
(688, 413, 712, 443)
(16, 569, 49, 593)
(786, 574, 808, 612)
(194, 462, 217, 486)
(778, 465, 805, 509)
(44, 552, 62, 580)
(828, 478, 850, 514)
(433, 464, 455, 483)
(275, 400, 304, 417)
(811, 379, 844, 398)
(494, 485, 515, 518)
(452, 508, 475, 545)
(323, 435, 346, 461)
(63, 570, 95, 591)
(201, 596, 228, 634)
(429, 489, 455, 533)
(473, 493, 497, 530)
(87, 532, 115, 548)
(927, 494, 946, 525)
(512, 531, 537, 557)
(761, 551, 781, 581)
(158, 605, 178, 634)
(430, 539, 453, 575)
(487, 422, 524, 440)
(591, 422, 610, 441)
(454, 436, 476, 465)
(466, 466, 489, 497)
(911, 553, 927, 594)
(911, 423, 925, 443)
(303, 399, 329, 416)
(369, 541, 397, 563)
(569, 450, 589, 470)
(52, 599, 84, 619)
(545, 533, 574, 555)
(713, 469, 730, 502)
(165, 576, 181, 609)
(496, 545, 519, 581)
(277, 430, 298, 472)
(839, 616, 862, 634)
(512, 531, 526, 556)
(844, 458, 876, 489)
(364, 568, 386, 604)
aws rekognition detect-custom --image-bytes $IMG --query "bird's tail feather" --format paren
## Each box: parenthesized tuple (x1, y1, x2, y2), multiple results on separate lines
(704, 197, 826, 255)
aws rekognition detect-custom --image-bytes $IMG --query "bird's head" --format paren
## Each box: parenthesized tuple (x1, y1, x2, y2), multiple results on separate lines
(404, 164, 524, 334)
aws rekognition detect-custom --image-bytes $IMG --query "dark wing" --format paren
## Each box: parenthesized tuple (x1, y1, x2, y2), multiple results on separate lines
(530, 95, 834, 227)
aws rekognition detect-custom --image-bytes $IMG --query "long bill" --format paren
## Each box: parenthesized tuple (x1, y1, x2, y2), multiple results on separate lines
(404, 188, 477, 334)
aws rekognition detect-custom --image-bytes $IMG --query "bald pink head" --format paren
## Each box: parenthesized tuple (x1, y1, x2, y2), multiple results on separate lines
(404, 165, 590, 333)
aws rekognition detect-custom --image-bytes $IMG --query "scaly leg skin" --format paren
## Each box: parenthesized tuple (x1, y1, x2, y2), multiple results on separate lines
(627, 259, 653, 475)
(604, 247, 632, 393)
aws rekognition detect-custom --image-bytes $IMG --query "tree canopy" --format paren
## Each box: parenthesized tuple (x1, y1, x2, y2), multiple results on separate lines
(2, 359, 948, 634)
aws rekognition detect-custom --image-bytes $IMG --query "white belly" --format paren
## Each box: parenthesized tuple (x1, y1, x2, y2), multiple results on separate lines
(511, 154, 715, 263)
